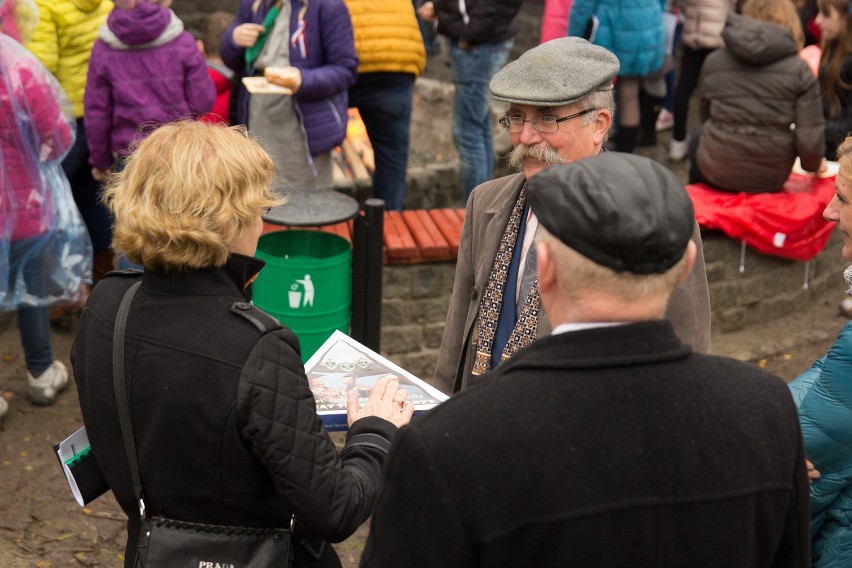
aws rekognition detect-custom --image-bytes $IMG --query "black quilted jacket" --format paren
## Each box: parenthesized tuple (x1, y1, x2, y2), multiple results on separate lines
(72, 255, 396, 567)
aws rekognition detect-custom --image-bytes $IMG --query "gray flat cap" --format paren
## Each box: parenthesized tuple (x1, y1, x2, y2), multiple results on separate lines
(526, 153, 694, 274)
(490, 37, 619, 106)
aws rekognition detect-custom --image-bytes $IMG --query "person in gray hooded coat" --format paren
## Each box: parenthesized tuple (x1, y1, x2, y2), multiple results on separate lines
(691, 0, 826, 193)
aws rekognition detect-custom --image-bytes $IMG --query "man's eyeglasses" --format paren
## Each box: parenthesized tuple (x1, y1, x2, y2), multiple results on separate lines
(499, 108, 599, 133)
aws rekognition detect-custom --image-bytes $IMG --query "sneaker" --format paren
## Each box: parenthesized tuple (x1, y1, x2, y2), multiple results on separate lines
(669, 138, 689, 162)
(655, 108, 674, 132)
(28, 361, 68, 405)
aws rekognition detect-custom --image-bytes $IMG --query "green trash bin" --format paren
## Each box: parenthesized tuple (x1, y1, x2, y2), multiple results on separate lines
(253, 231, 351, 362)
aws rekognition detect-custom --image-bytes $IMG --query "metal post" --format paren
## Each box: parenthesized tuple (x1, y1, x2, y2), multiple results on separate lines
(363, 198, 385, 351)
(351, 212, 368, 344)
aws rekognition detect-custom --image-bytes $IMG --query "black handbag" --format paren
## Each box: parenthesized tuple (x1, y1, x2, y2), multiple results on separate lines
(113, 281, 294, 567)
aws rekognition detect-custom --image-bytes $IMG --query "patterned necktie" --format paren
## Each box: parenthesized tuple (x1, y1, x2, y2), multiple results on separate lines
(472, 187, 541, 376)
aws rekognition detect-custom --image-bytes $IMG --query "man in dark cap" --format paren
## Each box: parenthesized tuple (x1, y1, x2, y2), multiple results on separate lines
(362, 154, 809, 568)
(434, 36, 711, 394)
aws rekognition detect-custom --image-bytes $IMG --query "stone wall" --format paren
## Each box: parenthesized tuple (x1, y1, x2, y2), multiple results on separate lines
(703, 231, 845, 333)
(381, 263, 455, 380)
(379, 230, 848, 387)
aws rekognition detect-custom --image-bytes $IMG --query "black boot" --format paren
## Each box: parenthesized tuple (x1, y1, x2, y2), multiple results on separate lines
(636, 89, 660, 147)
(615, 125, 640, 154)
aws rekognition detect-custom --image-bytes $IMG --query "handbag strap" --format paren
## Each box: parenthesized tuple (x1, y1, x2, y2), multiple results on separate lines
(110, 279, 298, 538)
(112, 281, 147, 518)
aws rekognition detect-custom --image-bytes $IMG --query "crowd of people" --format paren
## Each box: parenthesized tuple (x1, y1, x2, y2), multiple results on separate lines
(4, 0, 852, 566)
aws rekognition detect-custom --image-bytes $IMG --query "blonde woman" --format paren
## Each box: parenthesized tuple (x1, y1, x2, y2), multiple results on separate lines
(72, 121, 412, 568)
(790, 134, 852, 567)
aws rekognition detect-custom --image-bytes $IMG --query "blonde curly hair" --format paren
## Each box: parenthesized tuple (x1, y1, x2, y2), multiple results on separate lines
(103, 121, 283, 272)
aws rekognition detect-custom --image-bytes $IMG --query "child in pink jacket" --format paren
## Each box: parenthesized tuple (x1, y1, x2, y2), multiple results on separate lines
(1, 11, 79, 415)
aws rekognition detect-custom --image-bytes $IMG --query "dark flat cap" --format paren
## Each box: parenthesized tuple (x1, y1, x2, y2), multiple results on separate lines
(490, 37, 619, 106)
(526, 153, 694, 274)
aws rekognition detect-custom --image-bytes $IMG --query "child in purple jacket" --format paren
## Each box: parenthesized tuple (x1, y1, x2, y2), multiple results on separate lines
(83, 0, 214, 181)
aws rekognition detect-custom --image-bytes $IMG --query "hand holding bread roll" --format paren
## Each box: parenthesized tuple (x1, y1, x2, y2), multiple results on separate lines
(264, 66, 302, 94)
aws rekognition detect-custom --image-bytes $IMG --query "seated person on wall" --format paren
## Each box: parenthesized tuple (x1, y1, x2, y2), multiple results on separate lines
(362, 153, 811, 567)
(690, 0, 827, 193)
(789, 134, 852, 568)
(433, 37, 712, 396)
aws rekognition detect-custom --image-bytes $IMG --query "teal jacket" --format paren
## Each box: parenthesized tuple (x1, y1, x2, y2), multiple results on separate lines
(567, 0, 666, 77)
(789, 321, 852, 567)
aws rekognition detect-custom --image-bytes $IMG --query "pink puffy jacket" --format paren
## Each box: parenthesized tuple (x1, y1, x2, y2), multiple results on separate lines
(540, 0, 573, 43)
(0, 39, 73, 240)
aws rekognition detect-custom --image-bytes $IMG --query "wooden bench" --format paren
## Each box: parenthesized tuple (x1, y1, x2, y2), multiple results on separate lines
(262, 208, 466, 265)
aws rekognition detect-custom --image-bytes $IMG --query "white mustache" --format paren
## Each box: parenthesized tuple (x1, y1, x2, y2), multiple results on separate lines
(506, 143, 567, 171)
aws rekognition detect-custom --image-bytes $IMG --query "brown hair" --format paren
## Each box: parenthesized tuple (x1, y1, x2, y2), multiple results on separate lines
(199, 11, 235, 58)
(817, 0, 852, 116)
(103, 121, 283, 272)
(742, 0, 806, 49)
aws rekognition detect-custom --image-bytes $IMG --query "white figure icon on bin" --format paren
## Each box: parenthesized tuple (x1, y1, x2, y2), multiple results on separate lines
(289, 274, 314, 308)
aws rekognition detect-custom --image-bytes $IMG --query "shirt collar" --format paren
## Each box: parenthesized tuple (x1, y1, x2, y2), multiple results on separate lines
(551, 321, 627, 335)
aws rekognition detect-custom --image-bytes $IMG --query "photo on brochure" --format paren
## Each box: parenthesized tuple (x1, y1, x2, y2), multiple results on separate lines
(304, 330, 448, 431)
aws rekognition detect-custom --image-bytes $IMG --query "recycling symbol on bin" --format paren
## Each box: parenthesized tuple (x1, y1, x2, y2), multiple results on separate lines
(288, 274, 314, 308)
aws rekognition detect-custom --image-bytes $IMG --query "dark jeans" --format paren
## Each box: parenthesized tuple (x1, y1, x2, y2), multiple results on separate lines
(663, 23, 683, 112)
(449, 38, 513, 203)
(673, 46, 713, 142)
(10, 236, 53, 376)
(415, 1, 440, 55)
(348, 73, 415, 211)
(62, 118, 112, 251)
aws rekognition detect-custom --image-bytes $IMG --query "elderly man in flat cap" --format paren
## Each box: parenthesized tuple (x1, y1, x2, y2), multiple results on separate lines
(433, 37, 711, 394)
(361, 154, 809, 568)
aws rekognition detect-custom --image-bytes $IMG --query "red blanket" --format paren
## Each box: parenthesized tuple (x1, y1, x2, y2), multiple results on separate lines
(685, 173, 836, 261)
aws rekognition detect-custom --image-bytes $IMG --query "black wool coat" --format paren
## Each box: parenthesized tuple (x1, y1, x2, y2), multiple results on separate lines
(362, 320, 810, 567)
